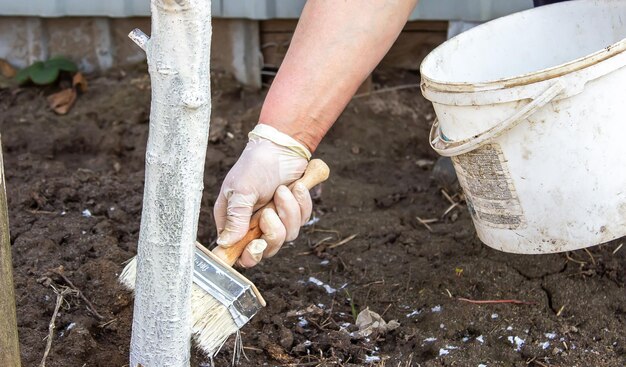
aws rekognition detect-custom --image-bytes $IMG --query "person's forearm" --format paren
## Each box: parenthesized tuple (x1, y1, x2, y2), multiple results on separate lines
(259, 0, 418, 152)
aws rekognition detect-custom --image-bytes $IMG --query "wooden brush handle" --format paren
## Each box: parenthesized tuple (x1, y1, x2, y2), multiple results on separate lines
(213, 159, 330, 266)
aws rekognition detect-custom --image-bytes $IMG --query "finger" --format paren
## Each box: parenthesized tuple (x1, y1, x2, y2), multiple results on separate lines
(292, 182, 313, 225)
(213, 194, 228, 235)
(259, 208, 286, 258)
(274, 185, 301, 242)
(236, 239, 267, 268)
(215, 191, 257, 247)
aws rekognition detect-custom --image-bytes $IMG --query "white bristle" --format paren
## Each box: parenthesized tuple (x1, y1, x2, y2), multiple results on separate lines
(119, 257, 240, 357)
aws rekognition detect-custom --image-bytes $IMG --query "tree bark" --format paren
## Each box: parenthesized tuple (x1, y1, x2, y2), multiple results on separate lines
(129, 0, 211, 366)
(0, 138, 21, 367)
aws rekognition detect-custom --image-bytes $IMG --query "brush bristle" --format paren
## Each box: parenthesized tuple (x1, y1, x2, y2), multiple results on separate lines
(119, 257, 137, 290)
(191, 286, 240, 355)
(119, 258, 240, 357)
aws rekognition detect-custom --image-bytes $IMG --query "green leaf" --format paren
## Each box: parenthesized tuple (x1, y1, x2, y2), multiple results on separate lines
(12, 58, 75, 85)
(30, 64, 60, 85)
(13, 68, 31, 84)
(14, 61, 42, 84)
(45, 57, 77, 73)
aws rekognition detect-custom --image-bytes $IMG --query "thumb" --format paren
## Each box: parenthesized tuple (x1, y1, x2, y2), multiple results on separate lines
(214, 191, 257, 247)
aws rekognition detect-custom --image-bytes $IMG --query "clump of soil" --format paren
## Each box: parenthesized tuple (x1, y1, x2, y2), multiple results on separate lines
(1, 67, 624, 366)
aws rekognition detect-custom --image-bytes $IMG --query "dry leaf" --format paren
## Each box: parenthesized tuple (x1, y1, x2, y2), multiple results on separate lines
(264, 342, 294, 364)
(72, 72, 87, 92)
(47, 88, 77, 115)
(0, 59, 16, 78)
(348, 308, 400, 339)
(286, 304, 325, 318)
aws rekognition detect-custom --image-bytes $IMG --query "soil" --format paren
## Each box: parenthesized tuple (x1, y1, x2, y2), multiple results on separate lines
(1, 67, 625, 367)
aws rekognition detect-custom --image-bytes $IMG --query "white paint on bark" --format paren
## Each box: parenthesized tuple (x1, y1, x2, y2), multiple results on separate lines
(129, 0, 211, 366)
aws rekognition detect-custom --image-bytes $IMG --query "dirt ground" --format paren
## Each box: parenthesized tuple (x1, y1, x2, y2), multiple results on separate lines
(1, 66, 625, 367)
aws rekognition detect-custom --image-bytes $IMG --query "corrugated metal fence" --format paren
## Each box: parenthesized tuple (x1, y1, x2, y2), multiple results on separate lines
(0, 0, 532, 21)
(0, 0, 533, 87)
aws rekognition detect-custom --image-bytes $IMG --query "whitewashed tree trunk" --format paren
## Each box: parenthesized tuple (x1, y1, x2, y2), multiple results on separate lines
(129, 0, 211, 366)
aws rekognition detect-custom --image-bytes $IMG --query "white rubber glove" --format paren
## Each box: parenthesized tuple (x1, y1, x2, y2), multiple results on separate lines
(213, 124, 313, 267)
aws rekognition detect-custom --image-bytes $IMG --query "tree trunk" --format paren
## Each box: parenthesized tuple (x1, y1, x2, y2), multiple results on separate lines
(129, 0, 211, 365)
(0, 138, 21, 367)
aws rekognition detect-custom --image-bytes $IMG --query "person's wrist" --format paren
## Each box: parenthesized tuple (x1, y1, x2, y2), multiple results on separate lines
(248, 124, 312, 160)
(258, 119, 326, 153)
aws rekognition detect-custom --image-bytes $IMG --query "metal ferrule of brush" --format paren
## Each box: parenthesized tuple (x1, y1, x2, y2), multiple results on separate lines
(193, 249, 263, 328)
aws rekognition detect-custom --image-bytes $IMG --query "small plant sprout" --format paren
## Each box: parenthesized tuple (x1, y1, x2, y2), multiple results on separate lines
(14, 56, 77, 85)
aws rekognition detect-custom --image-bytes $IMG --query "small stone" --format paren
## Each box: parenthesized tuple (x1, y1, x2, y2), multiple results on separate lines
(415, 159, 434, 169)
(450, 212, 459, 222)
(271, 315, 283, 326)
(107, 207, 128, 222)
(279, 326, 294, 349)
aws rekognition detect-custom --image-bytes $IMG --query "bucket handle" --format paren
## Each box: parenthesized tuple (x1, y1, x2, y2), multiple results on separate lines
(429, 81, 565, 157)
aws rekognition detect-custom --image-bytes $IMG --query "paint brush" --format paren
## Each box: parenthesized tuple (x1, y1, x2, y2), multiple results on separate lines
(119, 159, 330, 356)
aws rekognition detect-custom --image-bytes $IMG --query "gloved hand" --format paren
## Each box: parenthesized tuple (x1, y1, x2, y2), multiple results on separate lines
(213, 124, 313, 267)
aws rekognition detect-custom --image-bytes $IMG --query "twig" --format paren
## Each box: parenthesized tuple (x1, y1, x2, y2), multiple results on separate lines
(583, 248, 596, 266)
(327, 234, 358, 249)
(613, 243, 623, 255)
(312, 236, 333, 249)
(98, 318, 117, 328)
(381, 303, 393, 317)
(416, 217, 437, 232)
(441, 202, 460, 218)
(526, 357, 550, 367)
(457, 297, 536, 305)
(308, 228, 341, 236)
(49, 269, 105, 320)
(360, 279, 384, 288)
(352, 84, 421, 99)
(40, 286, 74, 367)
(556, 305, 565, 317)
(298, 235, 333, 256)
(441, 189, 456, 205)
(26, 209, 57, 215)
(565, 252, 586, 265)
(284, 362, 327, 367)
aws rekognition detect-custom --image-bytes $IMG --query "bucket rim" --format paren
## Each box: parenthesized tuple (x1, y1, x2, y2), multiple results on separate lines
(420, 2, 626, 93)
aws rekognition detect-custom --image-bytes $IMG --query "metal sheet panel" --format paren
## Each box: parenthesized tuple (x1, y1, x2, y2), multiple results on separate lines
(0, 0, 533, 21)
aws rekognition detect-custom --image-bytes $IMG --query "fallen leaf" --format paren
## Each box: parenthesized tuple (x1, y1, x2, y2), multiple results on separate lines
(72, 72, 87, 92)
(264, 342, 294, 364)
(47, 88, 77, 115)
(0, 59, 16, 78)
(286, 304, 324, 318)
(348, 308, 400, 340)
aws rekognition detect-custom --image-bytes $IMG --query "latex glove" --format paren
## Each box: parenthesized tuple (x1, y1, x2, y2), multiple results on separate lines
(213, 124, 313, 267)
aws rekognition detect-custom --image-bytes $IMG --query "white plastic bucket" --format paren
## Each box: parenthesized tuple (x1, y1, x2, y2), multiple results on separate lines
(420, 0, 626, 254)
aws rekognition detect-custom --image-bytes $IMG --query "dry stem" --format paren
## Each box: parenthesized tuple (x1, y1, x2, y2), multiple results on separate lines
(457, 297, 536, 305)
(40, 286, 76, 367)
(48, 269, 105, 320)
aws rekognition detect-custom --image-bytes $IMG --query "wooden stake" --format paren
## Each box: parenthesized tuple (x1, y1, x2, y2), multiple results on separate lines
(128, 0, 212, 366)
(0, 138, 21, 367)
